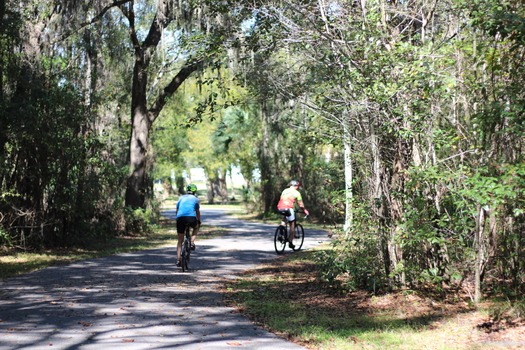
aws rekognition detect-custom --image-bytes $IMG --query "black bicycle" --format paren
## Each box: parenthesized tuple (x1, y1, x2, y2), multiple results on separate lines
(180, 224, 192, 272)
(274, 212, 305, 254)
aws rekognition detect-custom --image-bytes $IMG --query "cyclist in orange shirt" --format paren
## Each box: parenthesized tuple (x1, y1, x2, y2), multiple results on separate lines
(277, 180, 309, 249)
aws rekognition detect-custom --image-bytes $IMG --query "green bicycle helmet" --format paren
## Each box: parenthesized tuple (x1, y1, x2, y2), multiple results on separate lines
(186, 183, 197, 194)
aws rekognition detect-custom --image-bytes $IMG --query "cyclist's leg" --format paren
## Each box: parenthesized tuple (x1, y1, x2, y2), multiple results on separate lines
(191, 221, 199, 245)
(278, 209, 291, 226)
(176, 233, 184, 265)
(286, 209, 296, 247)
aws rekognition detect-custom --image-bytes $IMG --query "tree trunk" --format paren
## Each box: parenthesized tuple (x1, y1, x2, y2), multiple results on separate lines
(206, 177, 215, 204)
(343, 115, 353, 236)
(474, 205, 488, 304)
(124, 56, 200, 209)
(387, 139, 409, 288)
(218, 168, 229, 203)
(73, 28, 95, 230)
(125, 56, 151, 209)
(121, 5, 202, 209)
(259, 101, 274, 214)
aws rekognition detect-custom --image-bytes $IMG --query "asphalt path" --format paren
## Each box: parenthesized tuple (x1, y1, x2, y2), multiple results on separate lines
(0, 207, 331, 350)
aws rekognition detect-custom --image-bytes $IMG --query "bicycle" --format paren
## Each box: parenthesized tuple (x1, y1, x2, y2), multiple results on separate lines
(180, 224, 192, 272)
(274, 211, 306, 254)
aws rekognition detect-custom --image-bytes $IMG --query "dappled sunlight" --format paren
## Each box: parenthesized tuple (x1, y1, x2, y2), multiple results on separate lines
(0, 208, 317, 349)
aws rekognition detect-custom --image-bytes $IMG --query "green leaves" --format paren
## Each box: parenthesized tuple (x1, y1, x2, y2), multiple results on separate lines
(465, 0, 525, 43)
(459, 163, 525, 210)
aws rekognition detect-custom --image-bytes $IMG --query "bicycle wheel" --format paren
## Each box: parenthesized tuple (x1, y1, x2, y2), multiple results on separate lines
(292, 224, 305, 251)
(181, 237, 190, 272)
(274, 226, 287, 254)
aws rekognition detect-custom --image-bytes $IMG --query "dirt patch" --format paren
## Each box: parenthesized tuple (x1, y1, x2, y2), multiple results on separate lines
(472, 307, 525, 349)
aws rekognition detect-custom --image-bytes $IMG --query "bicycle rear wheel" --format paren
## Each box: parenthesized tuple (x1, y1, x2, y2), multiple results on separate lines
(274, 226, 287, 254)
(181, 236, 190, 272)
(292, 224, 305, 251)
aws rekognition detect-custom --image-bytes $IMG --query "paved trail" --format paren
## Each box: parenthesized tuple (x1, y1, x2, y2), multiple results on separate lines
(0, 207, 330, 349)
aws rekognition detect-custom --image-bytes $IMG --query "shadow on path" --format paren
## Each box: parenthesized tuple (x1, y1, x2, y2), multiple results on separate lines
(0, 208, 330, 350)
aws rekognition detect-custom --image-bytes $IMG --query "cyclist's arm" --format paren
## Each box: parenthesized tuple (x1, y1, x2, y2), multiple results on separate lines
(196, 208, 201, 223)
(297, 200, 309, 216)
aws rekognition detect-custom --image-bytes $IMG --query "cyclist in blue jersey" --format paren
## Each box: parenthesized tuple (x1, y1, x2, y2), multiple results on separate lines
(175, 184, 201, 267)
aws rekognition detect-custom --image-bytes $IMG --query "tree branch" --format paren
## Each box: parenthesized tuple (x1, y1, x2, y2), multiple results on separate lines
(88, 0, 131, 26)
(56, 0, 131, 42)
(148, 60, 204, 122)
(118, 1, 141, 51)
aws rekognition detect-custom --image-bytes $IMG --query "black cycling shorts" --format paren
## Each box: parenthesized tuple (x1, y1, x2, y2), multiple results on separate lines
(278, 209, 291, 216)
(176, 216, 198, 234)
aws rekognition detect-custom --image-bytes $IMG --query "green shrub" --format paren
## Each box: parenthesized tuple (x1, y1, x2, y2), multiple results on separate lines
(316, 229, 388, 293)
(124, 206, 159, 236)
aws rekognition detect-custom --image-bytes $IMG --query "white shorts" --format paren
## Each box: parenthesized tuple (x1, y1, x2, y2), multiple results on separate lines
(278, 208, 296, 222)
